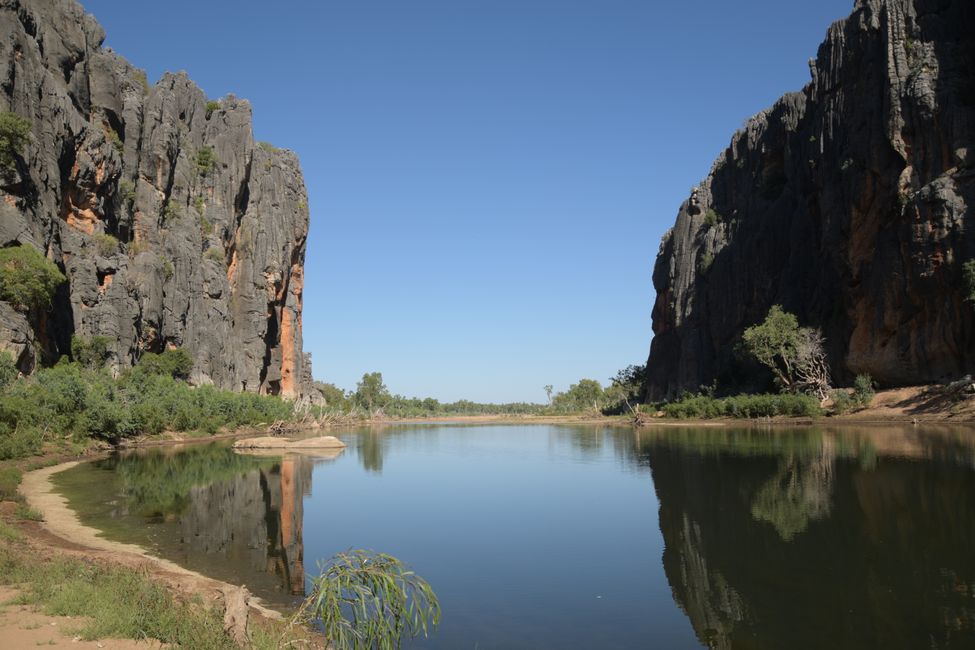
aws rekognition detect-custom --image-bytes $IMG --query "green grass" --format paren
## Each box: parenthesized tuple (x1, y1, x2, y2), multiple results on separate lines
(0, 466, 22, 501)
(14, 503, 43, 521)
(0, 539, 305, 649)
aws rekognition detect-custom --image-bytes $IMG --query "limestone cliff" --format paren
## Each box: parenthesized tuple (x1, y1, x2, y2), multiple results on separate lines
(644, 0, 975, 399)
(0, 0, 312, 397)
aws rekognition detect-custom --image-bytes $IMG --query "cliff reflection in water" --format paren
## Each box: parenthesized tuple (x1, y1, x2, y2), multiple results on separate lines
(628, 426, 975, 650)
(62, 444, 332, 607)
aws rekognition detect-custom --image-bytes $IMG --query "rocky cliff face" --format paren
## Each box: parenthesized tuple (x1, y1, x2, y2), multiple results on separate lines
(0, 0, 312, 397)
(644, 0, 975, 400)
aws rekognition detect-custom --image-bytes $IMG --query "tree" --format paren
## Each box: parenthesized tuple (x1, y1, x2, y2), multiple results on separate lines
(355, 372, 390, 411)
(0, 111, 31, 170)
(71, 335, 113, 369)
(543, 385, 553, 404)
(742, 306, 831, 399)
(0, 244, 66, 312)
(134, 348, 193, 380)
(604, 364, 645, 413)
(315, 381, 348, 409)
(300, 550, 440, 650)
(552, 378, 605, 412)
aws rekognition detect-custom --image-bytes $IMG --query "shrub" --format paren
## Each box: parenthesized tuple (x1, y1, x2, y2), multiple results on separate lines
(831, 389, 853, 415)
(205, 100, 220, 119)
(103, 125, 123, 155)
(257, 141, 281, 154)
(0, 111, 31, 170)
(71, 335, 112, 369)
(92, 233, 119, 257)
(118, 180, 136, 206)
(963, 260, 975, 303)
(204, 246, 225, 264)
(134, 348, 193, 380)
(161, 200, 180, 223)
(128, 240, 150, 256)
(193, 195, 205, 216)
(132, 68, 150, 93)
(0, 351, 17, 389)
(162, 259, 174, 280)
(195, 146, 216, 176)
(661, 393, 823, 419)
(0, 244, 66, 311)
(852, 374, 875, 406)
(698, 251, 714, 274)
(703, 208, 721, 228)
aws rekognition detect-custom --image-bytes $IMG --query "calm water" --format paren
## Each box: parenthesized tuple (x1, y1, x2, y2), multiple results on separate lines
(54, 424, 975, 649)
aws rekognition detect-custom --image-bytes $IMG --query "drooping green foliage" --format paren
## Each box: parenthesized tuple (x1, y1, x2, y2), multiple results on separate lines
(0, 244, 66, 312)
(301, 550, 440, 650)
(0, 111, 31, 170)
(602, 364, 645, 414)
(205, 100, 220, 119)
(93, 233, 119, 257)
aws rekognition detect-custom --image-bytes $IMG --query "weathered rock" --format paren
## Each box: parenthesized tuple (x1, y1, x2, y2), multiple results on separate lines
(644, 0, 975, 400)
(0, 0, 314, 397)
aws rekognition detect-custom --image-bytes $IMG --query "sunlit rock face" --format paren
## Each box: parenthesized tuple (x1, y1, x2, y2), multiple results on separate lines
(0, 0, 311, 397)
(644, 0, 975, 400)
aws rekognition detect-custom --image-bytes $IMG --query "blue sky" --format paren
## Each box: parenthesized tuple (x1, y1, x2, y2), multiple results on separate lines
(83, 0, 852, 402)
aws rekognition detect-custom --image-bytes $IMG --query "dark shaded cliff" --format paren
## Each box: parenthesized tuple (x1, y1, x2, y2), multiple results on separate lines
(644, 0, 975, 400)
(0, 0, 312, 397)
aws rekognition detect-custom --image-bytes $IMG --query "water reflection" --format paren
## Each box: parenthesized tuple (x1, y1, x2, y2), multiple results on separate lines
(632, 425, 975, 649)
(54, 425, 975, 647)
(55, 444, 335, 608)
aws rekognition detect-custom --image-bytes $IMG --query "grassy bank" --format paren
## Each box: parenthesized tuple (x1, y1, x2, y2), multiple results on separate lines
(0, 520, 296, 649)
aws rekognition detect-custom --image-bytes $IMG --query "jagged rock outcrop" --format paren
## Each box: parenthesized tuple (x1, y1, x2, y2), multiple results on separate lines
(0, 0, 313, 397)
(644, 0, 975, 399)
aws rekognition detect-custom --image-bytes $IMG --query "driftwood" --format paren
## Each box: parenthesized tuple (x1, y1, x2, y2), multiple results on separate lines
(221, 585, 251, 646)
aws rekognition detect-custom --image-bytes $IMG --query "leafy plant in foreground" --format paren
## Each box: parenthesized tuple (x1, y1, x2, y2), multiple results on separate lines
(300, 550, 440, 650)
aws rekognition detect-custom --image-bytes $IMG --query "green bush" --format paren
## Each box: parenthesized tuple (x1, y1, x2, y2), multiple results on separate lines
(963, 260, 975, 303)
(133, 348, 193, 380)
(0, 111, 31, 170)
(661, 393, 823, 419)
(205, 100, 220, 119)
(0, 351, 16, 389)
(852, 374, 875, 406)
(71, 335, 112, 369)
(204, 246, 225, 264)
(0, 351, 293, 454)
(831, 389, 853, 414)
(195, 146, 216, 176)
(0, 244, 66, 311)
(92, 233, 119, 257)
(703, 208, 721, 228)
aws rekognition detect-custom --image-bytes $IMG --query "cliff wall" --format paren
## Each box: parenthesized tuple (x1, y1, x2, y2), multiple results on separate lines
(645, 0, 975, 399)
(0, 0, 312, 396)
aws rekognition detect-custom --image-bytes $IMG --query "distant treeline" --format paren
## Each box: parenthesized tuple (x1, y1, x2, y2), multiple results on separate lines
(312, 365, 645, 419)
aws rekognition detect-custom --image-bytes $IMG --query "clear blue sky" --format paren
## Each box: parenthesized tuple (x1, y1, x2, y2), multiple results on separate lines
(82, 0, 852, 403)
